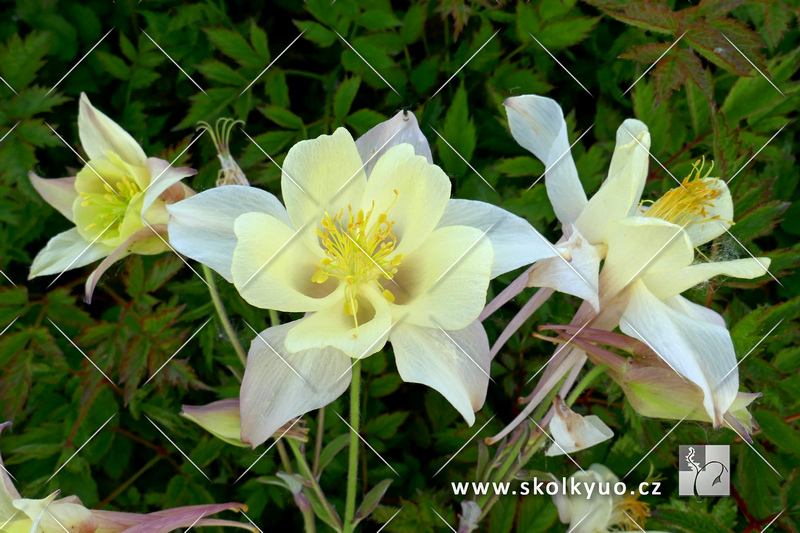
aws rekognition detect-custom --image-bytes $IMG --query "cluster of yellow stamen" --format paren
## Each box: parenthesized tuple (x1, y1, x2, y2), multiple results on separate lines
(609, 491, 651, 531)
(80, 174, 141, 237)
(312, 191, 404, 336)
(642, 157, 725, 227)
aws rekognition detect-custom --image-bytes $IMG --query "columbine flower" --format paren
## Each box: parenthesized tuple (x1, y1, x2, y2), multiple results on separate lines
(168, 119, 560, 447)
(551, 464, 665, 533)
(29, 93, 196, 302)
(541, 326, 761, 441)
(181, 398, 309, 447)
(491, 95, 770, 433)
(0, 422, 254, 533)
(197, 118, 248, 186)
(546, 395, 613, 456)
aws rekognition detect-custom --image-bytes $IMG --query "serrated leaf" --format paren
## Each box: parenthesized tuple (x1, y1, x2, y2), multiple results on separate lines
(755, 410, 800, 455)
(655, 507, 735, 533)
(0, 32, 51, 89)
(358, 10, 402, 31)
(588, 0, 680, 34)
(369, 374, 402, 397)
(401, 3, 427, 44)
(436, 82, 476, 177)
(294, 20, 337, 48)
(685, 18, 767, 77)
(365, 411, 409, 440)
(96, 52, 131, 81)
(259, 105, 304, 129)
(333, 76, 361, 118)
(197, 60, 248, 86)
(205, 28, 262, 69)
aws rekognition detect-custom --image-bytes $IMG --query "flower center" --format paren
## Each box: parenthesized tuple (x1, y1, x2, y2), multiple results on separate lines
(79, 173, 141, 237)
(311, 191, 404, 336)
(609, 491, 650, 531)
(641, 158, 724, 227)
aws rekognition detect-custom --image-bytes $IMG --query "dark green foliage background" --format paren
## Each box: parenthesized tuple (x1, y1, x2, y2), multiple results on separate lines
(0, 0, 799, 531)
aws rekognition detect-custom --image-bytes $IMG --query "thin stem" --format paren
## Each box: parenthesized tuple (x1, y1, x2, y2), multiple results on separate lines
(289, 439, 343, 531)
(277, 440, 293, 474)
(312, 407, 326, 475)
(202, 264, 247, 366)
(98, 455, 161, 508)
(269, 309, 280, 328)
(301, 506, 317, 533)
(343, 360, 362, 533)
(565, 364, 608, 407)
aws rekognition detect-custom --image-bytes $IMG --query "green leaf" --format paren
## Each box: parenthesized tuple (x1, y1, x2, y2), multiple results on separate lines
(197, 60, 248, 86)
(654, 507, 735, 533)
(353, 479, 392, 524)
(295, 20, 338, 48)
(344, 109, 387, 135)
(259, 105, 304, 130)
(365, 412, 409, 439)
(686, 18, 767, 77)
(436, 83, 476, 177)
(334, 76, 361, 118)
(491, 156, 543, 178)
(401, 3, 427, 44)
(587, 0, 679, 35)
(250, 22, 270, 62)
(205, 28, 263, 69)
(317, 433, 349, 475)
(0, 32, 50, 89)
(369, 374, 402, 397)
(755, 410, 800, 455)
(358, 10, 402, 31)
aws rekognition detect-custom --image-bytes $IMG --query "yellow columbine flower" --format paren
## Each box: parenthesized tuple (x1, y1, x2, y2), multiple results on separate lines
(29, 93, 196, 302)
(168, 123, 562, 447)
(0, 422, 255, 533)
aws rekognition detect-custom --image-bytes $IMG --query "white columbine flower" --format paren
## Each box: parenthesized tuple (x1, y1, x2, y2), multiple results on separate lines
(546, 395, 613, 457)
(551, 464, 667, 533)
(0, 422, 254, 533)
(29, 93, 196, 302)
(499, 95, 770, 428)
(168, 121, 559, 447)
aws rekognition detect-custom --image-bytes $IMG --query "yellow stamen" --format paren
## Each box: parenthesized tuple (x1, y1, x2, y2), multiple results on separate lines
(79, 174, 141, 237)
(609, 491, 650, 531)
(641, 157, 730, 228)
(312, 191, 402, 336)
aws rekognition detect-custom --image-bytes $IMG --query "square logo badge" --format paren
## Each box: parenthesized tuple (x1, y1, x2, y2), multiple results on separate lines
(679, 445, 730, 497)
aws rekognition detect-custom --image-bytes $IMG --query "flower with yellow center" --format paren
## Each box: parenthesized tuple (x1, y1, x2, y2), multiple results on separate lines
(29, 93, 196, 302)
(168, 123, 561, 447)
(551, 464, 666, 533)
(0, 422, 255, 533)
(485, 94, 770, 444)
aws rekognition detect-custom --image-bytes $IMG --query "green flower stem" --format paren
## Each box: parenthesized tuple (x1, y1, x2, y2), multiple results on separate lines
(301, 505, 317, 533)
(313, 407, 326, 475)
(566, 364, 608, 407)
(289, 439, 342, 531)
(343, 360, 362, 533)
(202, 264, 247, 366)
(276, 440, 293, 474)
